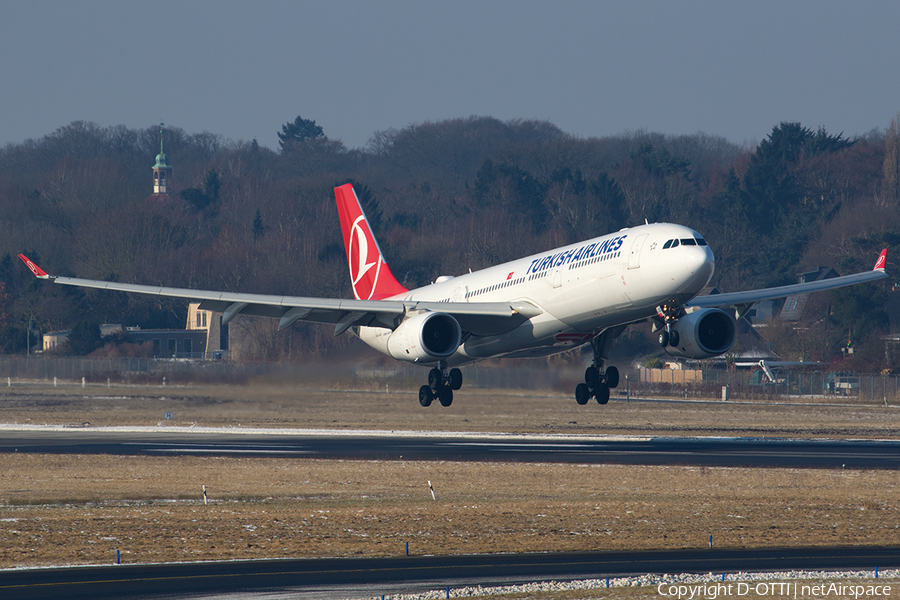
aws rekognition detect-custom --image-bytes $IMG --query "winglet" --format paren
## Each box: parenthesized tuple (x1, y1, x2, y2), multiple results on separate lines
(874, 249, 887, 271)
(18, 254, 50, 279)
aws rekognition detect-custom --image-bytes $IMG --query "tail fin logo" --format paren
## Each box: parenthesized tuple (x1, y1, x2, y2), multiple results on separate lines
(875, 249, 887, 271)
(349, 215, 379, 294)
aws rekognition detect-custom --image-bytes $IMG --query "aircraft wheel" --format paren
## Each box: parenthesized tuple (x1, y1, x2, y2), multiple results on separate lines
(448, 368, 463, 391)
(657, 331, 669, 347)
(428, 368, 443, 391)
(584, 366, 601, 390)
(418, 385, 434, 407)
(439, 386, 453, 407)
(605, 366, 619, 389)
(595, 384, 610, 405)
(575, 383, 591, 405)
(668, 330, 680, 347)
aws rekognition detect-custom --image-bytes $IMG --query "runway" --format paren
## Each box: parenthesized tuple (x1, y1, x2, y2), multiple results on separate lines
(1, 427, 898, 598)
(0, 427, 898, 469)
(2, 546, 899, 600)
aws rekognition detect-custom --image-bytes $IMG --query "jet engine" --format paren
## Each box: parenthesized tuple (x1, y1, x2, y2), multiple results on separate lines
(387, 311, 462, 362)
(663, 308, 737, 359)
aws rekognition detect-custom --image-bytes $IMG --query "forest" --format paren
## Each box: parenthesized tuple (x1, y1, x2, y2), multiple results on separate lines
(1, 114, 899, 369)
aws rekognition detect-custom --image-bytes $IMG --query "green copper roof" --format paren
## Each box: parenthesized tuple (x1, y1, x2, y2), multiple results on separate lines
(154, 151, 171, 169)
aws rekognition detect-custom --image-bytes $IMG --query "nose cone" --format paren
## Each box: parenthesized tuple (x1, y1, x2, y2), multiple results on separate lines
(684, 245, 715, 289)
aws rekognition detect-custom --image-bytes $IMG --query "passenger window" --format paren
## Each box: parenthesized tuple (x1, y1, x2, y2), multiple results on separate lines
(663, 239, 673, 249)
(681, 238, 696, 246)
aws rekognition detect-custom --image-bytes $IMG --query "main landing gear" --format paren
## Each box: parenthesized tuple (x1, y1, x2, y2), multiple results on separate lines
(575, 365, 619, 405)
(419, 362, 463, 408)
(574, 327, 625, 406)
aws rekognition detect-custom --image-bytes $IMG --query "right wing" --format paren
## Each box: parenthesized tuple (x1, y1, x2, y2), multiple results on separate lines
(18, 255, 541, 336)
(687, 249, 889, 313)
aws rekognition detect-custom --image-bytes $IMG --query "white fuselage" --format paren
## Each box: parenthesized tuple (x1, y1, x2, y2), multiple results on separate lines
(357, 223, 715, 365)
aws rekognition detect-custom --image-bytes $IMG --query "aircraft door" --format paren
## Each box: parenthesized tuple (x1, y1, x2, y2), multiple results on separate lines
(551, 267, 563, 288)
(452, 286, 468, 302)
(628, 234, 649, 269)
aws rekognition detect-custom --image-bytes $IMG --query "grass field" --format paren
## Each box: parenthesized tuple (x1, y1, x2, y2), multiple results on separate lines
(1, 381, 898, 438)
(0, 455, 897, 568)
(0, 383, 898, 571)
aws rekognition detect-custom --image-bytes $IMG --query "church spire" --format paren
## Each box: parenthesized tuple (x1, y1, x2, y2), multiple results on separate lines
(152, 122, 173, 196)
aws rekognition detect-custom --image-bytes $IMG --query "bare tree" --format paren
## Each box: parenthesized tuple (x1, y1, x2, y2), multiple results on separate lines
(883, 113, 900, 204)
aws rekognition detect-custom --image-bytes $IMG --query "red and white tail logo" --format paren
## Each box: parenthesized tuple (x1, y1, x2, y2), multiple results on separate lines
(334, 184, 408, 300)
(874, 249, 887, 271)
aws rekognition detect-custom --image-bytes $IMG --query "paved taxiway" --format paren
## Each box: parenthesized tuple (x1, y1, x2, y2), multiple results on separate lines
(0, 428, 898, 469)
(2, 546, 898, 600)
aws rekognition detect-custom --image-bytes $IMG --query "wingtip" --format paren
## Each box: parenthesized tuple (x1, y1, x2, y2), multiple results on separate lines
(874, 249, 887, 271)
(18, 254, 49, 278)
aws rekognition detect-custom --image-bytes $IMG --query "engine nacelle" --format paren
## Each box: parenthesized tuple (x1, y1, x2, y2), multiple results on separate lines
(387, 311, 462, 362)
(664, 308, 737, 359)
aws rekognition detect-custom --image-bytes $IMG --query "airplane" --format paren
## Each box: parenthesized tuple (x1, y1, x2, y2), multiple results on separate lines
(19, 183, 889, 408)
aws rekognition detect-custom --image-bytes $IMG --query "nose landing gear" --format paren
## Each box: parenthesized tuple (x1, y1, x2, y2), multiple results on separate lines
(418, 363, 462, 407)
(656, 303, 681, 348)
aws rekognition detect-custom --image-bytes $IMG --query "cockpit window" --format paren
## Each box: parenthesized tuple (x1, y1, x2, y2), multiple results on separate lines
(695, 237, 707, 246)
(671, 239, 679, 248)
(680, 238, 696, 246)
(662, 239, 673, 249)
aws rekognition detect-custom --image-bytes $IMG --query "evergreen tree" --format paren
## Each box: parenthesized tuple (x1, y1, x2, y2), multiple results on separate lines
(740, 122, 853, 286)
(252, 209, 266, 241)
(278, 115, 324, 151)
(743, 122, 853, 234)
(180, 169, 221, 211)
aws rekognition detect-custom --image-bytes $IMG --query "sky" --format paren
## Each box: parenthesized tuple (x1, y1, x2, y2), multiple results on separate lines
(2, 1, 899, 151)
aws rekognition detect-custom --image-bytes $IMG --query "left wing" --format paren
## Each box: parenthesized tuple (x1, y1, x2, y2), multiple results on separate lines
(687, 249, 888, 313)
(18, 255, 542, 336)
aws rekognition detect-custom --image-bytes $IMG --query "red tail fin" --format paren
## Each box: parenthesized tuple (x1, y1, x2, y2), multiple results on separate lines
(874, 249, 887, 271)
(334, 184, 408, 300)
